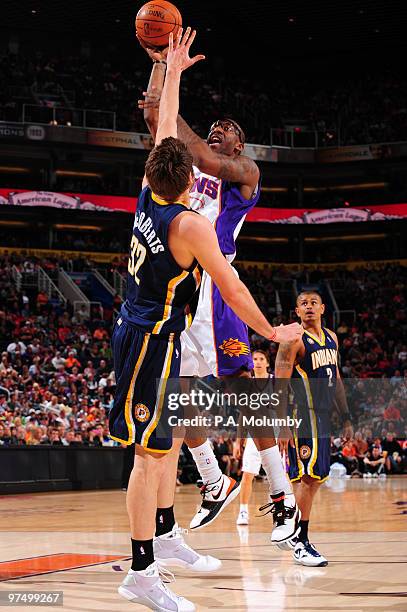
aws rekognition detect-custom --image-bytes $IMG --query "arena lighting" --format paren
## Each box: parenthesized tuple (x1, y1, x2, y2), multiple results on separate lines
(0, 166, 30, 173)
(305, 233, 387, 243)
(303, 182, 387, 192)
(54, 224, 102, 231)
(261, 186, 289, 193)
(0, 220, 29, 227)
(239, 236, 289, 243)
(55, 170, 102, 178)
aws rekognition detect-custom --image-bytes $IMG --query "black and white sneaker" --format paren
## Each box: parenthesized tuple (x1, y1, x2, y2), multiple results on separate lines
(293, 540, 328, 567)
(189, 475, 241, 530)
(258, 497, 301, 544)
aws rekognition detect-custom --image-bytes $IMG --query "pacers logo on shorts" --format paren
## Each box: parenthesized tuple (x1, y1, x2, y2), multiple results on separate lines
(219, 338, 250, 357)
(299, 445, 311, 460)
(134, 403, 150, 423)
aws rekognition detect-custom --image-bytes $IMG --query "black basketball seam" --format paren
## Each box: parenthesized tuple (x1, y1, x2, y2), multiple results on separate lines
(136, 25, 178, 40)
(136, 21, 179, 40)
(138, 2, 181, 23)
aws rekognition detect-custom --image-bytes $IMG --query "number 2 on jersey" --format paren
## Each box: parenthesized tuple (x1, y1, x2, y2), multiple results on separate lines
(326, 367, 333, 387)
(128, 235, 146, 285)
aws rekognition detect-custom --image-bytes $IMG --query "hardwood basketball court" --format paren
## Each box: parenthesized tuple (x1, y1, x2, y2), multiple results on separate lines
(0, 478, 406, 611)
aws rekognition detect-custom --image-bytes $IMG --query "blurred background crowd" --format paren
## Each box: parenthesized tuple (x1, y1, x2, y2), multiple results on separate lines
(1, 252, 405, 479)
(1, 49, 407, 146)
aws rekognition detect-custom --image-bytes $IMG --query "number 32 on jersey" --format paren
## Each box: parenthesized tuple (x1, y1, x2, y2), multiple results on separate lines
(128, 235, 146, 284)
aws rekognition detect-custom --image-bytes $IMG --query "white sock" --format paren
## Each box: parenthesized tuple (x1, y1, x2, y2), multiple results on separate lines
(189, 440, 222, 484)
(259, 445, 293, 496)
(240, 504, 248, 513)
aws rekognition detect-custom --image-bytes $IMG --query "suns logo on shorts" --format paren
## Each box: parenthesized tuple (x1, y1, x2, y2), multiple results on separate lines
(219, 338, 250, 357)
(299, 445, 311, 459)
(134, 403, 150, 423)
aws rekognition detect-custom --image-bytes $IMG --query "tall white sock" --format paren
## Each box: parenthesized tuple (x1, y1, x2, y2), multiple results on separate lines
(189, 440, 222, 484)
(259, 445, 293, 497)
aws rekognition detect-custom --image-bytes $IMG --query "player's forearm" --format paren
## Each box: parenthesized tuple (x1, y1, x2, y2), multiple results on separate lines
(274, 344, 295, 418)
(156, 67, 181, 144)
(220, 281, 274, 340)
(144, 62, 166, 139)
(176, 115, 210, 164)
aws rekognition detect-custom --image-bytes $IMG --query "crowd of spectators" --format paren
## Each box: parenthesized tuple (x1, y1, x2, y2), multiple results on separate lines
(0, 253, 117, 449)
(1, 48, 407, 146)
(0, 253, 405, 479)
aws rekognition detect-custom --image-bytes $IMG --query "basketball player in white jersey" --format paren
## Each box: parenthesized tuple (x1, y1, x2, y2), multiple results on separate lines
(138, 40, 300, 544)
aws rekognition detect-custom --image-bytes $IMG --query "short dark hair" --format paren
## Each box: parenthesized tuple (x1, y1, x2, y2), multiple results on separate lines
(145, 137, 193, 201)
(296, 291, 323, 305)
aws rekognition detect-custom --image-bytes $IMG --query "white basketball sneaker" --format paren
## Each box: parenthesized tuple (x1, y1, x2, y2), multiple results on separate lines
(118, 562, 196, 611)
(153, 523, 222, 572)
(236, 509, 249, 525)
(276, 536, 298, 551)
(293, 541, 328, 567)
(190, 475, 241, 530)
(258, 494, 301, 544)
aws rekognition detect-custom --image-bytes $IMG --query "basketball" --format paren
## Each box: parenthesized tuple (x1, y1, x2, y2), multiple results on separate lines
(135, 1, 182, 48)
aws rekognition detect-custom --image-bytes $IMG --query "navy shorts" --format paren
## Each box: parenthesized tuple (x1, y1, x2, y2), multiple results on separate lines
(288, 436, 330, 482)
(109, 317, 180, 453)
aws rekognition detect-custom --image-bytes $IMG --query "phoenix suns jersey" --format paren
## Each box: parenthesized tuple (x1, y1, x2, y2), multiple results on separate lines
(190, 167, 260, 262)
(120, 186, 202, 334)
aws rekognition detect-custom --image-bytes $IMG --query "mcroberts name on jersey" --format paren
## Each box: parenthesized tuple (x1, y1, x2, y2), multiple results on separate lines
(134, 210, 164, 254)
(311, 348, 338, 371)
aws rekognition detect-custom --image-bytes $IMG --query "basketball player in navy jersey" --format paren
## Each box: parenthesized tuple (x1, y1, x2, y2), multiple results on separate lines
(114, 29, 302, 610)
(274, 291, 352, 567)
(138, 40, 300, 542)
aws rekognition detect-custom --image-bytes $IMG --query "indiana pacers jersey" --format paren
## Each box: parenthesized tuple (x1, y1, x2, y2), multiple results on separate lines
(288, 327, 338, 482)
(109, 186, 202, 453)
(292, 327, 338, 415)
(120, 186, 202, 334)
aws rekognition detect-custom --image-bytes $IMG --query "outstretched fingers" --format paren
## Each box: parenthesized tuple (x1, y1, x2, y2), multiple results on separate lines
(185, 29, 196, 52)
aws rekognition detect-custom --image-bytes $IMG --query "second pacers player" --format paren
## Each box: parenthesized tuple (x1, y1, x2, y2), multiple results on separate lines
(275, 291, 351, 566)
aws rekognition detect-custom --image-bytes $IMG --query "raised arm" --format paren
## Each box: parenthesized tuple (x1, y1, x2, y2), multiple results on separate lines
(177, 115, 259, 189)
(154, 28, 205, 145)
(136, 37, 168, 141)
(143, 63, 165, 141)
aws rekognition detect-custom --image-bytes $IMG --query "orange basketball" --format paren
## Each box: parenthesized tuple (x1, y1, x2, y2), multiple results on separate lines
(135, 1, 182, 48)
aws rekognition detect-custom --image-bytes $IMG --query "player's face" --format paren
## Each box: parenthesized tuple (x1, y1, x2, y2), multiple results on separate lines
(207, 120, 243, 156)
(295, 294, 325, 323)
(253, 352, 269, 373)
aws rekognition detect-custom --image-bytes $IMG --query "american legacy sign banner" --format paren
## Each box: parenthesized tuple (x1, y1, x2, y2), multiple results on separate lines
(0, 188, 406, 222)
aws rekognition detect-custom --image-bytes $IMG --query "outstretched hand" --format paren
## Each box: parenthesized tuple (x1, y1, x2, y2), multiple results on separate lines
(166, 27, 205, 73)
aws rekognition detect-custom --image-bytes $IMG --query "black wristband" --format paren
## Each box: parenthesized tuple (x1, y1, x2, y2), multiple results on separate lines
(153, 59, 167, 65)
